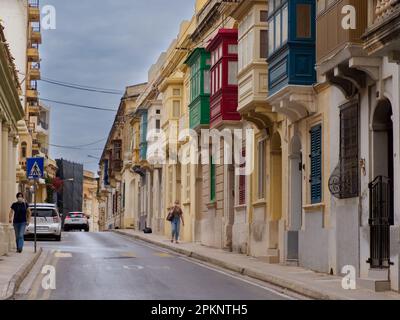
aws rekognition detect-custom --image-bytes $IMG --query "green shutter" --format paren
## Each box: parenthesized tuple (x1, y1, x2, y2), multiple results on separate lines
(310, 124, 322, 204)
(210, 156, 216, 202)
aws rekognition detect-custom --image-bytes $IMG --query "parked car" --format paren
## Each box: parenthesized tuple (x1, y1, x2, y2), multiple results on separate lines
(25, 203, 62, 241)
(63, 212, 89, 232)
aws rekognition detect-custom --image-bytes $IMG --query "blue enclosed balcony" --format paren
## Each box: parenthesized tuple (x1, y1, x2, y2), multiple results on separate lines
(139, 110, 148, 161)
(266, 0, 317, 121)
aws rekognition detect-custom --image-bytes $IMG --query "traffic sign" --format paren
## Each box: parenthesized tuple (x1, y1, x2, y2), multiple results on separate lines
(27, 157, 44, 180)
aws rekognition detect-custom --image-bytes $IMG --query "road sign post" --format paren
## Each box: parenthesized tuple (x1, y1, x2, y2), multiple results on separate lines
(26, 157, 44, 254)
(33, 180, 37, 253)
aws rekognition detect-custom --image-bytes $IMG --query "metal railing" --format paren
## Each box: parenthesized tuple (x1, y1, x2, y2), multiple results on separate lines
(367, 175, 393, 268)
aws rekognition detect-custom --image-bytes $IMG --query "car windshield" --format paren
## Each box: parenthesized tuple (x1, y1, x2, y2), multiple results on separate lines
(32, 209, 57, 217)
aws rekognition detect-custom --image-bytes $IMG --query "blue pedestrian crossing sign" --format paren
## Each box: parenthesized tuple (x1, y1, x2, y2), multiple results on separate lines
(27, 157, 44, 180)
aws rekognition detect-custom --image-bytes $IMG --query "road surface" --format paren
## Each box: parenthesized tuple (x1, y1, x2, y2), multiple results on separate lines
(15, 232, 303, 300)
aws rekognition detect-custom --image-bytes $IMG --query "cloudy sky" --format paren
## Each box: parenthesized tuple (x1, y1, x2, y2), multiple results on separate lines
(40, 0, 194, 174)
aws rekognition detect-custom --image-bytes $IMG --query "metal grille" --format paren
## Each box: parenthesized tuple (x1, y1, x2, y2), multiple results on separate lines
(339, 103, 359, 198)
(367, 176, 392, 268)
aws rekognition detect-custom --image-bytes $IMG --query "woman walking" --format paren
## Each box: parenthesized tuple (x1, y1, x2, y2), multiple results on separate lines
(9, 192, 31, 253)
(168, 200, 184, 244)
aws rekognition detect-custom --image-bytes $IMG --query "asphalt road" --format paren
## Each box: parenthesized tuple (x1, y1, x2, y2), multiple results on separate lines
(16, 232, 301, 300)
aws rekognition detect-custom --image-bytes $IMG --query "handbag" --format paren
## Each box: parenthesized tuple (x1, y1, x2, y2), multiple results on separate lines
(166, 211, 173, 222)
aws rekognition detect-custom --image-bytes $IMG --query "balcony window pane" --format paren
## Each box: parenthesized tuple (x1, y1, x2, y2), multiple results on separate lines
(173, 100, 180, 118)
(275, 12, 281, 50)
(282, 5, 288, 44)
(268, 20, 274, 54)
(228, 61, 238, 85)
(228, 44, 238, 54)
(297, 4, 311, 38)
(204, 70, 210, 94)
(219, 63, 222, 89)
(269, 0, 274, 13)
(218, 45, 223, 60)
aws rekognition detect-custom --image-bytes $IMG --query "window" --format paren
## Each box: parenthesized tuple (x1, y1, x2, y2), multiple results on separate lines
(228, 61, 238, 85)
(310, 124, 322, 204)
(21, 142, 27, 158)
(260, 30, 268, 59)
(172, 100, 180, 118)
(268, 20, 274, 55)
(156, 109, 161, 114)
(297, 4, 311, 38)
(228, 44, 238, 54)
(210, 156, 216, 202)
(282, 5, 288, 43)
(258, 140, 266, 199)
(204, 70, 210, 94)
(260, 10, 268, 22)
(268, 1, 288, 55)
(339, 103, 359, 198)
(155, 119, 160, 130)
(275, 12, 281, 50)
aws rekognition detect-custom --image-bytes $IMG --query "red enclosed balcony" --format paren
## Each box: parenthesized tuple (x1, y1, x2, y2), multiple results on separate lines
(206, 28, 241, 128)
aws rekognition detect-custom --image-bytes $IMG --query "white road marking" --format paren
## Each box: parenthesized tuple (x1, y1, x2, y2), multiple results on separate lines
(54, 251, 72, 258)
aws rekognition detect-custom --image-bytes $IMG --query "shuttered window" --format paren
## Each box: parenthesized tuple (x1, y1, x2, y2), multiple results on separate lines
(310, 124, 322, 204)
(339, 103, 359, 198)
(239, 147, 246, 205)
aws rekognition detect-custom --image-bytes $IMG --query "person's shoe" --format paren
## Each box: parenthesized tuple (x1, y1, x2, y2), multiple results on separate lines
(175, 241, 179, 244)
(171, 239, 173, 243)
(17, 249, 22, 253)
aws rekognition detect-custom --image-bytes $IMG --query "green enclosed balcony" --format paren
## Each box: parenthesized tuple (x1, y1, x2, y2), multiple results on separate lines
(185, 48, 211, 131)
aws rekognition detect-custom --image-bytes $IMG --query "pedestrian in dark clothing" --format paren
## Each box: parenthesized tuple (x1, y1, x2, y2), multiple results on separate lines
(9, 192, 31, 253)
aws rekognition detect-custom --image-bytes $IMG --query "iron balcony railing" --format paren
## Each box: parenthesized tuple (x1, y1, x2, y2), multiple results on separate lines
(367, 175, 393, 268)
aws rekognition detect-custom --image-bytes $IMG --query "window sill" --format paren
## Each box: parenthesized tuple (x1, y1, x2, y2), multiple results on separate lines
(207, 201, 217, 209)
(303, 202, 325, 212)
(252, 199, 267, 208)
(234, 204, 247, 210)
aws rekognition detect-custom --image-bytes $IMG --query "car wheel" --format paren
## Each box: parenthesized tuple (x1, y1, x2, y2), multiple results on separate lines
(85, 227, 89, 232)
(55, 235, 61, 241)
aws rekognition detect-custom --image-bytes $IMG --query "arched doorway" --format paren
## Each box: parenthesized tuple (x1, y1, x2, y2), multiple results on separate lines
(287, 135, 302, 261)
(369, 98, 393, 268)
(269, 132, 282, 251)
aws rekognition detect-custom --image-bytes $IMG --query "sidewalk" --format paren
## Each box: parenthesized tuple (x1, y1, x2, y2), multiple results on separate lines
(114, 229, 400, 300)
(0, 246, 42, 300)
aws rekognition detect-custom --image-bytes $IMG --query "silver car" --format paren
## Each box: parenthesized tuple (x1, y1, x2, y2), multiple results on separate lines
(63, 212, 89, 232)
(25, 203, 62, 241)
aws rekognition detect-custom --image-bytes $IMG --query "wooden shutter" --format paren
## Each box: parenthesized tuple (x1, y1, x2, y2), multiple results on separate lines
(310, 125, 322, 204)
(339, 103, 359, 198)
(239, 147, 246, 205)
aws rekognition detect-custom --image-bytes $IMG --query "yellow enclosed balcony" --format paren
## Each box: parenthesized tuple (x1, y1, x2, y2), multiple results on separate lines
(26, 89, 38, 102)
(28, 104, 40, 114)
(27, 47, 40, 62)
(29, 62, 41, 80)
(28, 0, 40, 22)
(30, 24, 42, 44)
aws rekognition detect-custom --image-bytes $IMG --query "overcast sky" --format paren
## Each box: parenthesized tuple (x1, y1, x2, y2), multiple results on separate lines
(40, 0, 194, 174)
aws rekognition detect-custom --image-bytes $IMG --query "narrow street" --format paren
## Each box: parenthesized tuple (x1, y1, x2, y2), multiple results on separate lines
(15, 232, 300, 300)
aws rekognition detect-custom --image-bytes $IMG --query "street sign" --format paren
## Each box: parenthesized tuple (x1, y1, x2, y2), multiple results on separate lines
(27, 157, 44, 180)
